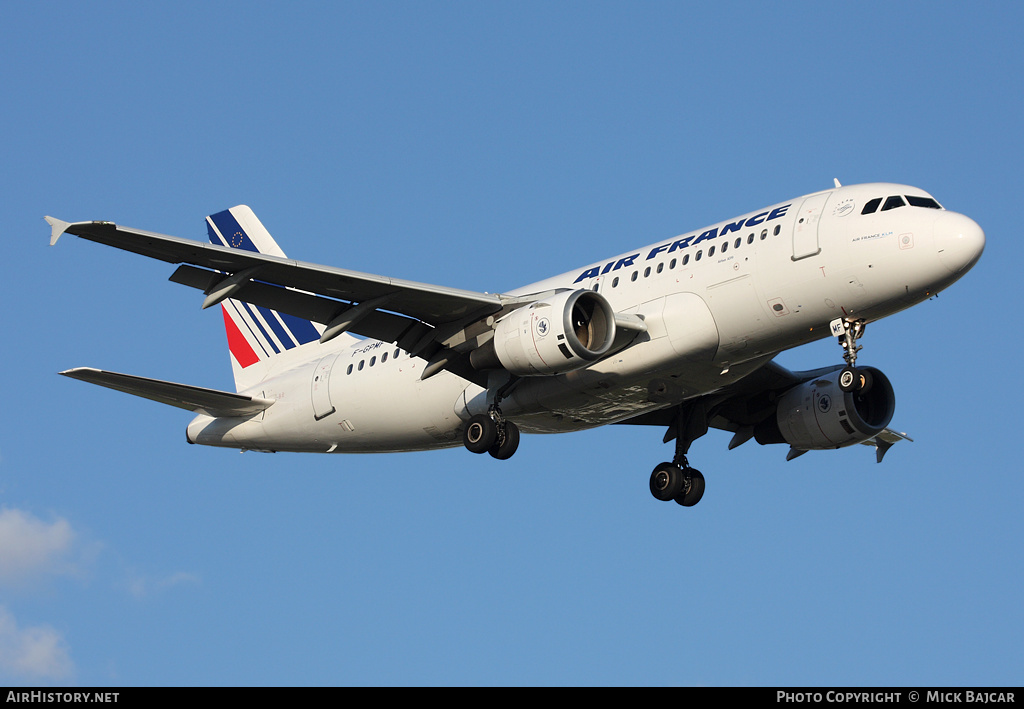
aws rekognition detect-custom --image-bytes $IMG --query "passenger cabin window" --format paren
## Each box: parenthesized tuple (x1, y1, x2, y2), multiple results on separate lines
(881, 195, 906, 211)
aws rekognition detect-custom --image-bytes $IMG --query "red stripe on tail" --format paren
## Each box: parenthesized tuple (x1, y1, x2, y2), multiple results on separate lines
(222, 306, 260, 368)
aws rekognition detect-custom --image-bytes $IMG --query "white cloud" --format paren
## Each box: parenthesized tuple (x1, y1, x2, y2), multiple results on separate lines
(0, 508, 77, 586)
(0, 606, 74, 681)
(0, 506, 198, 683)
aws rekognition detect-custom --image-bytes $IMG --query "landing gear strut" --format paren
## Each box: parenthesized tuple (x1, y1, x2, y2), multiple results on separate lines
(833, 318, 872, 393)
(649, 400, 707, 507)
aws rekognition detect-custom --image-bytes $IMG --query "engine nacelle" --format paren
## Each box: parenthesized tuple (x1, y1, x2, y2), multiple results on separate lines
(755, 367, 895, 450)
(472, 290, 616, 376)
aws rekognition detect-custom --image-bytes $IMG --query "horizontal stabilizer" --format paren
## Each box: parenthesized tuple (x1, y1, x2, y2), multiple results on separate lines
(60, 367, 274, 417)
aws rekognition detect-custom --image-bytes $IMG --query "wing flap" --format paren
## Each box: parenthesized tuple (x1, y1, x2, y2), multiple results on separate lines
(168, 265, 423, 345)
(60, 368, 274, 417)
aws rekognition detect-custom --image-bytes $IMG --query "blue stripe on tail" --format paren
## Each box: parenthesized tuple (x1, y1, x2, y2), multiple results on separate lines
(207, 206, 322, 349)
(207, 209, 260, 252)
(278, 312, 320, 345)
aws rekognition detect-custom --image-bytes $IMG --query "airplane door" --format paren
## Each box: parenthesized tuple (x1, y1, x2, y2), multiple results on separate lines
(792, 192, 830, 261)
(311, 354, 339, 420)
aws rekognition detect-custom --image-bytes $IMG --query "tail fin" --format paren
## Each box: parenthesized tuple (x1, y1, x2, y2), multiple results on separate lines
(205, 206, 325, 392)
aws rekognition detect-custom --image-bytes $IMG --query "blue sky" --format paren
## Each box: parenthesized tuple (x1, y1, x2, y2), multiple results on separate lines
(1, 1, 1021, 686)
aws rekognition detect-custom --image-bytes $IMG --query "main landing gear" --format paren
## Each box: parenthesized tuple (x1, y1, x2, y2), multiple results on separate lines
(462, 377, 521, 460)
(649, 399, 708, 507)
(834, 318, 873, 393)
(463, 407, 520, 460)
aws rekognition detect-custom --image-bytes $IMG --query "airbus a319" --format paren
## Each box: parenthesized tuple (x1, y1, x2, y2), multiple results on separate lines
(47, 180, 984, 508)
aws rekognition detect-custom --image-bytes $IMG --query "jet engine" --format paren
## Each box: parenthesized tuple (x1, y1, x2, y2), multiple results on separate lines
(754, 367, 895, 450)
(470, 290, 616, 376)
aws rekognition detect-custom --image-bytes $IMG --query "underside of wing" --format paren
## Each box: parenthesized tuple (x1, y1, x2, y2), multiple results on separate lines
(615, 361, 808, 430)
(616, 361, 911, 463)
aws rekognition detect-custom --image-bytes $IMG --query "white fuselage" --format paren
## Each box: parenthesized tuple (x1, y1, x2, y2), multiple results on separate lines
(186, 182, 984, 453)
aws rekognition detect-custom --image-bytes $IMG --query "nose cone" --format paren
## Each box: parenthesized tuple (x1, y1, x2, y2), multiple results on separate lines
(935, 211, 985, 274)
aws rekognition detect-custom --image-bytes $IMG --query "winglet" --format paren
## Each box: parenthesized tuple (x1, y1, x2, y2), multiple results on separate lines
(874, 439, 895, 464)
(861, 427, 913, 463)
(44, 216, 72, 246)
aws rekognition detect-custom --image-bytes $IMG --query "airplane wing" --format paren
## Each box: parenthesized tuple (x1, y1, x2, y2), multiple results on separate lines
(60, 368, 275, 417)
(46, 217, 524, 383)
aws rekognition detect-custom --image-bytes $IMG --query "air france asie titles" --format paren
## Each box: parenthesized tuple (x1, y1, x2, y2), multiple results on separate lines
(573, 203, 791, 283)
(47, 180, 985, 508)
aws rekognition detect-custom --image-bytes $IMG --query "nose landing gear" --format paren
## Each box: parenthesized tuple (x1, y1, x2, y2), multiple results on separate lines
(833, 317, 872, 393)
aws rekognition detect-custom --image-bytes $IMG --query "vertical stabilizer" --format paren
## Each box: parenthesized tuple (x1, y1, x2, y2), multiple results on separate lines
(205, 206, 329, 392)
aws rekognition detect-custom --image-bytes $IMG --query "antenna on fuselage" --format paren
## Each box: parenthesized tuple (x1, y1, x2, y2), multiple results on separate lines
(834, 178, 842, 188)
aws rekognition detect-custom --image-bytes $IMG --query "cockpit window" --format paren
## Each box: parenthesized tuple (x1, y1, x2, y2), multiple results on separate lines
(863, 194, 942, 215)
(862, 197, 882, 215)
(905, 195, 942, 209)
(881, 195, 906, 211)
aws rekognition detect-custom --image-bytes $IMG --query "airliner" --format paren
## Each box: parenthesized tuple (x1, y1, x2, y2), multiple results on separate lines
(46, 180, 984, 507)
